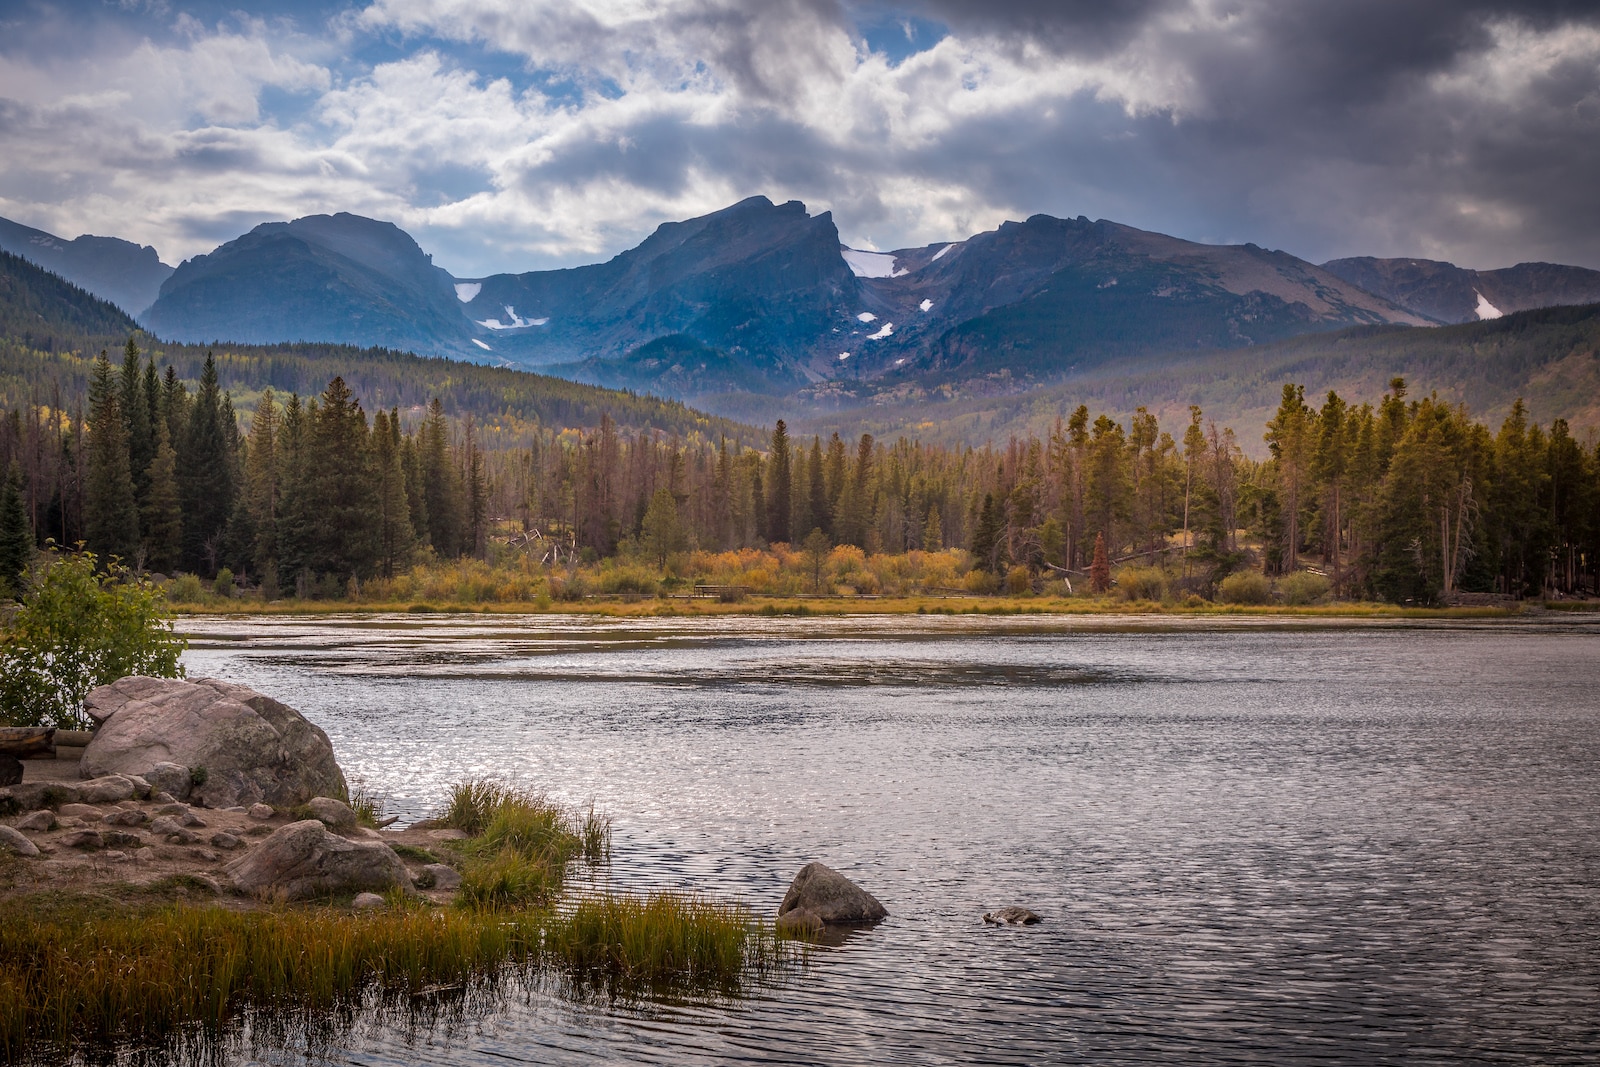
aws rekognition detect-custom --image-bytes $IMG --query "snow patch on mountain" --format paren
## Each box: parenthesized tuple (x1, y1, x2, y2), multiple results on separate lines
(478, 306, 549, 329)
(842, 248, 904, 278)
(472, 338, 491, 350)
(919, 299, 933, 312)
(867, 321, 894, 339)
(454, 282, 482, 302)
(857, 312, 877, 322)
(930, 243, 955, 262)
(1475, 291, 1503, 320)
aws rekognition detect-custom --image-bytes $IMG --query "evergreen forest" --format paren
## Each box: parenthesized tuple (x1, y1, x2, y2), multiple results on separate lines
(2, 336, 1597, 606)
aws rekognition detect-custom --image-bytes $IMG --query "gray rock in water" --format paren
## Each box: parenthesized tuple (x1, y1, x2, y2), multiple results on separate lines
(418, 863, 461, 890)
(304, 796, 357, 828)
(77, 776, 136, 804)
(82, 676, 347, 810)
(983, 907, 1042, 926)
(0, 755, 21, 788)
(0, 825, 40, 856)
(226, 819, 412, 901)
(16, 810, 56, 832)
(777, 862, 888, 933)
(142, 762, 192, 801)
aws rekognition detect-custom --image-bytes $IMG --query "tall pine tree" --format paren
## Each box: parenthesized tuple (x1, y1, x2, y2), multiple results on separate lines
(0, 461, 32, 597)
(178, 354, 235, 574)
(85, 353, 140, 562)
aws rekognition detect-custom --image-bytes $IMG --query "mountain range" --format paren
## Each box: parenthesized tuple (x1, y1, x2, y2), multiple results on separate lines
(4, 197, 1600, 422)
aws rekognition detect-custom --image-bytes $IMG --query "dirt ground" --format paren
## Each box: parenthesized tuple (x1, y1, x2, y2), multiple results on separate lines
(1, 754, 468, 906)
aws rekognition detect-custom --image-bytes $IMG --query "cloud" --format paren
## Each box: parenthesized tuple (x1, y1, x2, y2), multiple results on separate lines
(0, 0, 1596, 276)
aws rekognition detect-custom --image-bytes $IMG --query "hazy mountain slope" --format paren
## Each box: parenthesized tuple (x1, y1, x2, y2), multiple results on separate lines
(0, 249, 140, 345)
(838, 215, 1430, 386)
(1320, 257, 1600, 324)
(800, 303, 1600, 452)
(460, 196, 859, 381)
(0, 215, 173, 315)
(143, 214, 472, 355)
(547, 333, 807, 404)
(0, 250, 752, 443)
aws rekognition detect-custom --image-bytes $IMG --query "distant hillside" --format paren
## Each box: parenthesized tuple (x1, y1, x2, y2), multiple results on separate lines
(111, 199, 1435, 410)
(0, 216, 173, 315)
(1321, 257, 1600, 325)
(802, 302, 1600, 452)
(144, 213, 472, 356)
(0, 250, 140, 344)
(0, 249, 756, 444)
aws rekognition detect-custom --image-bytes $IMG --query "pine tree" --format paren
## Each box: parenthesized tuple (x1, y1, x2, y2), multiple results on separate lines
(1090, 531, 1111, 594)
(766, 419, 792, 545)
(923, 505, 943, 552)
(141, 420, 183, 574)
(85, 353, 140, 562)
(120, 339, 154, 506)
(179, 354, 236, 574)
(373, 408, 417, 577)
(969, 492, 1003, 572)
(640, 486, 686, 569)
(244, 390, 280, 569)
(304, 377, 379, 579)
(0, 461, 32, 597)
(807, 437, 828, 539)
(421, 399, 463, 557)
(275, 394, 312, 588)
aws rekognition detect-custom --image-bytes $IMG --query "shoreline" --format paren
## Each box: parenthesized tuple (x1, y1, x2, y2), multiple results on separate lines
(165, 595, 1584, 621)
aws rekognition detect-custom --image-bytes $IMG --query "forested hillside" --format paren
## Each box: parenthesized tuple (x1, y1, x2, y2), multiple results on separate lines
(815, 302, 1600, 452)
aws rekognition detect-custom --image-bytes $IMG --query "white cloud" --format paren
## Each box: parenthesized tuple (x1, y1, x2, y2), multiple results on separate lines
(0, 2, 1596, 275)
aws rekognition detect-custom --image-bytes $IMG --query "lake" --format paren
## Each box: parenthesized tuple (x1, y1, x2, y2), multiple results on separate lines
(180, 611, 1600, 1065)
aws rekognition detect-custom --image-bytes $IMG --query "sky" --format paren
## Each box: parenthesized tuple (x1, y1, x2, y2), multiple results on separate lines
(0, 0, 1597, 278)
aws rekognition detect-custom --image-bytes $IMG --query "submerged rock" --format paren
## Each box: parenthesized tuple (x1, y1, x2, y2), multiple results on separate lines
(983, 907, 1042, 926)
(777, 862, 888, 934)
(226, 819, 412, 901)
(82, 676, 346, 810)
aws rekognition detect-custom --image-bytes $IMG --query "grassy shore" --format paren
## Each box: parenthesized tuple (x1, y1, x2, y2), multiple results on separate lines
(0, 782, 792, 1062)
(169, 593, 1536, 620)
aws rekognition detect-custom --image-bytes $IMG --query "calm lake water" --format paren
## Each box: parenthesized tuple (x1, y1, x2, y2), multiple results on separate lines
(179, 611, 1600, 1066)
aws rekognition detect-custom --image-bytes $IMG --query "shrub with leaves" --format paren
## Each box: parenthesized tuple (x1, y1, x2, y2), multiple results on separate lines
(0, 548, 186, 728)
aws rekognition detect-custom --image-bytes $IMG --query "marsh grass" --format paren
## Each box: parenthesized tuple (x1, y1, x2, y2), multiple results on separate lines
(1, 781, 784, 1061)
(545, 892, 788, 993)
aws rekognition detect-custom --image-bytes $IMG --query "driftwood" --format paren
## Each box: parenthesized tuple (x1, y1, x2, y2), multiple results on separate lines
(0, 727, 55, 758)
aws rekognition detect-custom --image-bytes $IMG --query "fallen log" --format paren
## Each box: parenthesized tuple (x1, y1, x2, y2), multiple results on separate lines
(0, 727, 56, 758)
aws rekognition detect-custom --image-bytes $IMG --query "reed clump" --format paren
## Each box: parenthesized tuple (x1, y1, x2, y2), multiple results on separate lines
(545, 891, 784, 991)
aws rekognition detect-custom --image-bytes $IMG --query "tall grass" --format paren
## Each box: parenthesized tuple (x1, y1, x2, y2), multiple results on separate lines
(544, 892, 786, 992)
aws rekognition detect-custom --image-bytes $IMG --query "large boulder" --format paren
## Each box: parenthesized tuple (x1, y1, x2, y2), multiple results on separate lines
(82, 676, 346, 809)
(226, 819, 412, 901)
(777, 862, 888, 933)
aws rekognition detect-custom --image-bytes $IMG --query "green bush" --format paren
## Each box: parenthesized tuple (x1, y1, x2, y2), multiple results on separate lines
(1279, 570, 1332, 606)
(167, 573, 206, 604)
(0, 549, 186, 728)
(1217, 570, 1272, 605)
(1115, 565, 1167, 602)
(212, 569, 234, 598)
